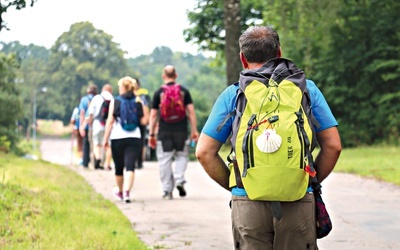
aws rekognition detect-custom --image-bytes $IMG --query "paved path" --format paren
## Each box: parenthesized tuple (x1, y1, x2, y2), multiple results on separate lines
(40, 138, 400, 249)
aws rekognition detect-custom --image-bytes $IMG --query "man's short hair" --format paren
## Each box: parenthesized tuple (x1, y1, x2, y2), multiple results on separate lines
(239, 26, 280, 64)
(87, 84, 98, 95)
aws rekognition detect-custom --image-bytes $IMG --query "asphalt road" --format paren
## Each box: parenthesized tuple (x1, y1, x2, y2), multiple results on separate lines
(40, 138, 400, 250)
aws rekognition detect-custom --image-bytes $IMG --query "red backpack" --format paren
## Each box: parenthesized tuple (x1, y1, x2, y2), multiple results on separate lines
(160, 84, 186, 123)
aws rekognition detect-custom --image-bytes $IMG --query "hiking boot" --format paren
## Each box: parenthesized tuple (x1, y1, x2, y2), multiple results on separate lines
(95, 159, 104, 170)
(113, 187, 123, 201)
(176, 184, 186, 197)
(162, 191, 173, 200)
(123, 191, 131, 203)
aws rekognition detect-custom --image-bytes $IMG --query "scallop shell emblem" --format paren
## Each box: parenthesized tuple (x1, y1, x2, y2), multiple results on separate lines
(256, 129, 282, 153)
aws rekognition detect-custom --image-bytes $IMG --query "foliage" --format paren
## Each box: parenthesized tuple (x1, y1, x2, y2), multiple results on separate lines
(47, 21, 131, 124)
(0, 41, 50, 137)
(128, 47, 227, 132)
(184, 0, 264, 85)
(262, 0, 339, 76)
(314, 0, 400, 147)
(0, 0, 37, 31)
(184, 0, 263, 53)
(0, 53, 23, 152)
(0, 153, 148, 249)
(2, 0, 400, 147)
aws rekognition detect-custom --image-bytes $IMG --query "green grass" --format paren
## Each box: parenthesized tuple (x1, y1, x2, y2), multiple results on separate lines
(220, 144, 400, 186)
(0, 153, 149, 250)
(333, 146, 400, 185)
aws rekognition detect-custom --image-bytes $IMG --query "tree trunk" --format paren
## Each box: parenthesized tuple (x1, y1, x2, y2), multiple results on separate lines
(223, 0, 242, 86)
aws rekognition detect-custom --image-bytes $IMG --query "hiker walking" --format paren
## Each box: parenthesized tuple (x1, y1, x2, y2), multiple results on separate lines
(80, 83, 113, 170)
(79, 84, 97, 169)
(103, 76, 149, 203)
(196, 26, 342, 249)
(70, 105, 83, 164)
(132, 78, 151, 169)
(148, 65, 199, 200)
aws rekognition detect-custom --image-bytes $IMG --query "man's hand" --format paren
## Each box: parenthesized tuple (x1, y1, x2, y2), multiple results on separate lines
(148, 136, 157, 149)
(79, 127, 86, 137)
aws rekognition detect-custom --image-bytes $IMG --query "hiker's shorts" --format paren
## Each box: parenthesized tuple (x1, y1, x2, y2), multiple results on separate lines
(92, 130, 105, 146)
(231, 192, 317, 250)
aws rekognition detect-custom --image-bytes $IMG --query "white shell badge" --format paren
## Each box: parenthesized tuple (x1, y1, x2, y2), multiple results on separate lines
(256, 129, 282, 153)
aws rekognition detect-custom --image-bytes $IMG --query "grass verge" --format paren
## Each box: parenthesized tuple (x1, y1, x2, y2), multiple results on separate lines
(0, 153, 149, 249)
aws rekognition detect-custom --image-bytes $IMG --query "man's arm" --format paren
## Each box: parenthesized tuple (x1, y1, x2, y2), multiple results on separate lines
(186, 103, 199, 141)
(103, 100, 115, 147)
(79, 109, 87, 137)
(196, 133, 231, 191)
(148, 108, 158, 149)
(314, 127, 342, 182)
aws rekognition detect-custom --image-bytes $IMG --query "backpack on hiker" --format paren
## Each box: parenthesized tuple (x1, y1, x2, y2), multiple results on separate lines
(96, 97, 111, 126)
(224, 58, 318, 202)
(136, 88, 151, 108)
(79, 94, 94, 129)
(159, 84, 186, 123)
(116, 96, 139, 131)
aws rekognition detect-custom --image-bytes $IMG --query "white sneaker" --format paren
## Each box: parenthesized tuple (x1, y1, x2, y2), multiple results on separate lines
(123, 191, 131, 203)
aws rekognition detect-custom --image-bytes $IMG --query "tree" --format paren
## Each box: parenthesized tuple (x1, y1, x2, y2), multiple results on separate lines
(47, 21, 130, 124)
(184, 0, 263, 85)
(262, 0, 339, 76)
(223, 0, 242, 85)
(0, 0, 37, 31)
(1, 41, 55, 138)
(315, 0, 400, 146)
(0, 53, 23, 152)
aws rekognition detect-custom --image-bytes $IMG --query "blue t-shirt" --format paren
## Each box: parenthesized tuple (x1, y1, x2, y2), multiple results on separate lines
(201, 79, 338, 196)
(78, 94, 94, 131)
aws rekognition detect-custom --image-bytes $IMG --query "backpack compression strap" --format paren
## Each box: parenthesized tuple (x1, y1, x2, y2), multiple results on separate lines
(241, 114, 256, 177)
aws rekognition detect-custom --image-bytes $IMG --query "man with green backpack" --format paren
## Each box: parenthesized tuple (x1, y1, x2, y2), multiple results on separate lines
(196, 26, 342, 249)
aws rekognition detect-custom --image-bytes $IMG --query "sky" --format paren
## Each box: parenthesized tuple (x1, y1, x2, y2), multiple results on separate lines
(0, 0, 201, 58)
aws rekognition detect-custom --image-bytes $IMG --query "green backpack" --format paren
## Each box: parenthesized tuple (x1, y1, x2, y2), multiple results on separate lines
(227, 58, 317, 202)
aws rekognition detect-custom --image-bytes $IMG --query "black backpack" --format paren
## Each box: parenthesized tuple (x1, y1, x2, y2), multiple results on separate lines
(97, 97, 111, 126)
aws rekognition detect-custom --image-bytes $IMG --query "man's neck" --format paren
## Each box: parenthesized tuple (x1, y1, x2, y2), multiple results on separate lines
(247, 62, 265, 70)
(163, 78, 176, 84)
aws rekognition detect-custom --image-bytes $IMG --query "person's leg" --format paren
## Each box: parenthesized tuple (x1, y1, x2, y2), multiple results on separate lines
(174, 140, 189, 185)
(104, 145, 112, 170)
(111, 139, 125, 201)
(82, 130, 90, 168)
(137, 125, 146, 169)
(92, 130, 103, 169)
(274, 192, 317, 250)
(156, 133, 175, 198)
(123, 138, 141, 202)
(76, 130, 83, 164)
(172, 132, 189, 196)
(231, 195, 274, 250)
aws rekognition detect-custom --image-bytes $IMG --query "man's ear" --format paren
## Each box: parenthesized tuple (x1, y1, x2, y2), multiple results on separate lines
(240, 52, 249, 69)
(277, 47, 282, 58)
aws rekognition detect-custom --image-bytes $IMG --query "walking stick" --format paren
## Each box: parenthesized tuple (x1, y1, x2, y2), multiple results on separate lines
(70, 130, 75, 167)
